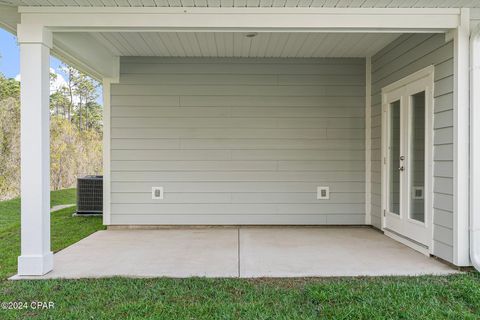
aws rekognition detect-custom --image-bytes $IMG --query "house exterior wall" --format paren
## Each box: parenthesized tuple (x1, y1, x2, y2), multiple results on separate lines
(370, 34, 454, 262)
(109, 57, 366, 225)
(471, 8, 480, 30)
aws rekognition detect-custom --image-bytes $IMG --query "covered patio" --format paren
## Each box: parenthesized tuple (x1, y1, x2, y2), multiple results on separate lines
(0, 5, 473, 277)
(12, 227, 455, 279)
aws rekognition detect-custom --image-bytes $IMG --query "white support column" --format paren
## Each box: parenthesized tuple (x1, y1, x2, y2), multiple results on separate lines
(365, 57, 372, 225)
(102, 79, 112, 226)
(17, 25, 54, 276)
(453, 8, 471, 266)
(102, 60, 119, 226)
(470, 26, 480, 272)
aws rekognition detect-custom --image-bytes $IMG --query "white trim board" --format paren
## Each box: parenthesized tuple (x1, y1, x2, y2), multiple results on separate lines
(102, 79, 112, 226)
(365, 56, 372, 225)
(453, 8, 470, 266)
(469, 23, 480, 271)
(17, 7, 462, 33)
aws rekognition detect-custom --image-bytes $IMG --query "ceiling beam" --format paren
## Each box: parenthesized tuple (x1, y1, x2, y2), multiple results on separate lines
(0, 5, 20, 34)
(53, 33, 119, 81)
(18, 7, 462, 33)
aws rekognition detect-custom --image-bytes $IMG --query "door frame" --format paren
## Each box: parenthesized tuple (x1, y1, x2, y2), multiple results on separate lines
(381, 65, 434, 255)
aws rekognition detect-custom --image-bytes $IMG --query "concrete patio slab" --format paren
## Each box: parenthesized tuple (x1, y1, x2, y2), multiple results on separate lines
(12, 227, 457, 279)
(239, 227, 455, 277)
(15, 229, 239, 279)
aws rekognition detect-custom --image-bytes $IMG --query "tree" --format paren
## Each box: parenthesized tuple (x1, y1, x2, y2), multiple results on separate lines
(0, 75, 20, 101)
(0, 62, 103, 199)
(0, 76, 20, 199)
(60, 65, 100, 131)
(84, 101, 103, 131)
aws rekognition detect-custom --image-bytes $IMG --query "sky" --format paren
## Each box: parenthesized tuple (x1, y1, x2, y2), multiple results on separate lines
(0, 27, 102, 102)
(0, 28, 65, 81)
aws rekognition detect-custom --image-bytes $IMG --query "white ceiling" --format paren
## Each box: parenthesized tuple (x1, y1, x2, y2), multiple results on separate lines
(88, 32, 400, 57)
(1, 0, 479, 7)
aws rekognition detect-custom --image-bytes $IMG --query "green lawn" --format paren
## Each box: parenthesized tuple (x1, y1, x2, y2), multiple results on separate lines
(0, 189, 104, 279)
(0, 190, 480, 319)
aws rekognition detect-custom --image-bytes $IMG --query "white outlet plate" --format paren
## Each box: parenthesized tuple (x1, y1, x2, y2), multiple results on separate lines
(152, 187, 164, 200)
(317, 186, 330, 200)
(412, 186, 424, 200)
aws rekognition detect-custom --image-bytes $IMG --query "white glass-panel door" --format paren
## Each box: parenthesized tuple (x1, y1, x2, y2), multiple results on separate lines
(382, 69, 433, 252)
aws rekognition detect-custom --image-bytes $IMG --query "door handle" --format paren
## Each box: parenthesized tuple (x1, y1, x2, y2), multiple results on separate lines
(399, 156, 405, 161)
(398, 166, 404, 171)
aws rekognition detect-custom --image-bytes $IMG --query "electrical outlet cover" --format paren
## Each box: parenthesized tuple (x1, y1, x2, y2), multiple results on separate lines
(317, 186, 330, 200)
(152, 187, 164, 200)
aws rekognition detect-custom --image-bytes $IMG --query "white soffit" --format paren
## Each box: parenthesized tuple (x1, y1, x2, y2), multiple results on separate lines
(1, 0, 480, 8)
(87, 32, 401, 58)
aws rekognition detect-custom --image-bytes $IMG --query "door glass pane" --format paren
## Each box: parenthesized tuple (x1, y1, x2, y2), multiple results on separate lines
(409, 92, 426, 223)
(389, 100, 401, 215)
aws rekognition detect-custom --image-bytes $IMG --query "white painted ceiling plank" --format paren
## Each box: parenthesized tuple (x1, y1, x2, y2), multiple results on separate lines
(323, 0, 339, 7)
(250, 33, 271, 57)
(77, 32, 422, 58)
(311, 33, 334, 57)
(142, 32, 171, 55)
(331, 33, 361, 56)
(271, 0, 286, 7)
(212, 32, 225, 56)
(347, 33, 375, 56)
(225, 32, 234, 56)
(296, 33, 321, 57)
(56, 0, 82, 6)
(127, 33, 155, 55)
(195, 0, 208, 7)
(114, 33, 141, 55)
(139, 0, 155, 6)
(265, 33, 288, 57)
(220, 0, 234, 6)
(280, 32, 307, 57)
(386, 0, 415, 7)
(193, 33, 209, 56)
(436, 0, 457, 7)
(176, 32, 197, 56)
(152, 0, 169, 5)
(246, 0, 261, 7)
(90, 32, 123, 55)
(364, 33, 395, 56)
(205, 32, 218, 56)
(284, 0, 299, 7)
(181, 32, 203, 56)
(112, 0, 130, 6)
(335, 0, 353, 7)
(296, 0, 312, 7)
(158, 33, 182, 56)
(325, 33, 353, 56)
(260, 0, 274, 6)
(167, 0, 181, 6)
(232, 32, 243, 56)
(309, 0, 326, 6)
(98, 33, 125, 54)
(233, 0, 247, 6)
(207, 0, 221, 7)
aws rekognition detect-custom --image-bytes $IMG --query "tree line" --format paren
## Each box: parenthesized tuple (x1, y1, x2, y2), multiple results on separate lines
(0, 65, 103, 200)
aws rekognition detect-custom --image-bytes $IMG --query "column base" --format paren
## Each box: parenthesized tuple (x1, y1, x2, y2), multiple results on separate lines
(18, 252, 53, 276)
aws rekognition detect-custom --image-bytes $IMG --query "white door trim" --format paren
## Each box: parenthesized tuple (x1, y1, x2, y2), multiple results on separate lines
(381, 65, 434, 255)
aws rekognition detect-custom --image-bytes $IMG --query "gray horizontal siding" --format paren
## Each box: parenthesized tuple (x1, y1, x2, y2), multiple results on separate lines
(472, 8, 480, 30)
(371, 34, 454, 263)
(110, 57, 366, 225)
